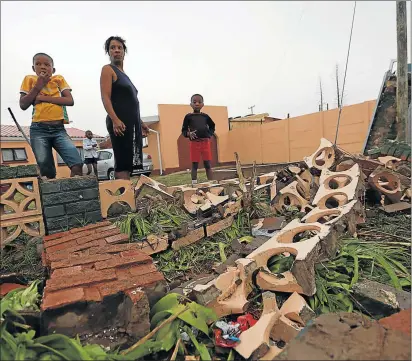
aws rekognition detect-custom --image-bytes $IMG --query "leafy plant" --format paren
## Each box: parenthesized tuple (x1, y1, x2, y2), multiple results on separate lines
(116, 201, 191, 240)
(308, 238, 411, 315)
(1, 281, 41, 315)
(0, 324, 132, 361)
(123, 293, 217, 360)
(154, 211, 250, 280)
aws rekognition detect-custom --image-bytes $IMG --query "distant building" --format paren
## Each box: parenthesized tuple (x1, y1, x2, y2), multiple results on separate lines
(228, 113, 282, 130)
(0, 125, 104, 178)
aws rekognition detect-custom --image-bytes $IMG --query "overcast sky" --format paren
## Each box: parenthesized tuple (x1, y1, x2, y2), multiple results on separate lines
(1, 1, 411, 137)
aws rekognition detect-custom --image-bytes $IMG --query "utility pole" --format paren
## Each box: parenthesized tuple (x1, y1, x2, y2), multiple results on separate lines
(319, 77, 324, 111)
(335, 64, 341, 108)
(248, 105, 255, 115)
(396, 1, 408, 142)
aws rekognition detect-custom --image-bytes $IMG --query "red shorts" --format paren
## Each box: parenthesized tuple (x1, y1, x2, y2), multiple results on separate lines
(190, 139, 212, 163)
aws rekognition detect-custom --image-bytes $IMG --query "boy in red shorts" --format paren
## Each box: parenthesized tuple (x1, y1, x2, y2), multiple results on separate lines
(181, 94, 215, 186)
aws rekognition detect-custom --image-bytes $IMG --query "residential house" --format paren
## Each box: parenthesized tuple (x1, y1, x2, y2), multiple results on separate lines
(229, 113, 282, 130)
(0, 125, 104, 178)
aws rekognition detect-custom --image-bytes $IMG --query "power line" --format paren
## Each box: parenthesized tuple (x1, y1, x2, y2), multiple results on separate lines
(334, 1, 357, 145)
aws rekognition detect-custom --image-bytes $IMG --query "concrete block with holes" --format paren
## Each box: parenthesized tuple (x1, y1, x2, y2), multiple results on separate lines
(1, 176, 45, 247)
(98, 179, 136, 218)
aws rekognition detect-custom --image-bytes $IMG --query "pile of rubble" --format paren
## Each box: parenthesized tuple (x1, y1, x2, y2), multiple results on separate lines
(129, 137, 409, 360)
(1, 137, 410, 359)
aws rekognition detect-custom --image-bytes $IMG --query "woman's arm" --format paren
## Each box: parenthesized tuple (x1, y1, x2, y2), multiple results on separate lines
(100, 65, 125, 136)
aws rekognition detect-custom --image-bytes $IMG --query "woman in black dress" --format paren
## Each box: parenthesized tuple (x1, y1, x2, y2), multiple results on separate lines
(100, 36, 150, 180)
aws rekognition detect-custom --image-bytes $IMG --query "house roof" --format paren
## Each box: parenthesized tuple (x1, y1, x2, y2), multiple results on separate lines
(141, 115, 159, 125)
(229, 113, 281, 122)
(0, 125, 104, 140)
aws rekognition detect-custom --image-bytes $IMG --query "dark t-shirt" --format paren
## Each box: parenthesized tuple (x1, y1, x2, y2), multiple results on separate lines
(181, 112, 216, 140)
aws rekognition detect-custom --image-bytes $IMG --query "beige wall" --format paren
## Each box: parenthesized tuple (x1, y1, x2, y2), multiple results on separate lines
(1, 139, 84, 178)
(1, 100, 376, 177)
(218, 100, 376, 165)
(153, 104, 229, 171)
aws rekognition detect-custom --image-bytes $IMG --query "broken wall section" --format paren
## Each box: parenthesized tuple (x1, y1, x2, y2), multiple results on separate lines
(40, 176, 103, 234)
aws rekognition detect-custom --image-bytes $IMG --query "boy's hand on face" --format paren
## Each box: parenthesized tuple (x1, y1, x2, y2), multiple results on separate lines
(188, 130, 198, 140)
(35, 72, 51, 90)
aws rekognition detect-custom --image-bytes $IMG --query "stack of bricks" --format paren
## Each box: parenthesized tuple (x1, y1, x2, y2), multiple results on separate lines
(0, 164, 39, 180)
(39, 176, 103, 234)
(368, 141, 411, 162)
(41, 221, 165, 311)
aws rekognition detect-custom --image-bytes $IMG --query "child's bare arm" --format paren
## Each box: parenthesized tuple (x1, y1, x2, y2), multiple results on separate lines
(35, 89, 74, 106)
(19, 74, 50, 110)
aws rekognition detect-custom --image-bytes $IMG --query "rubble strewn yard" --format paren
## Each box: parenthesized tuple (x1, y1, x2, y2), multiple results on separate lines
(0, 138, 411, 360)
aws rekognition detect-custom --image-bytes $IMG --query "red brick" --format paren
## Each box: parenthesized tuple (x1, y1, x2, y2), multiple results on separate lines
(42, 287, 85, 310)
(97, 280, 130, 298)
(46, 239, 79, 254)
(51, 253, 112, 269)
(125, 289, 145, 303)
(45, 230, 96, 248)
(116, 267, 132, 280)
(70, 221, 112, 234)
(41, 251, 48, 267)
(76, 229, 120, 245)
(44, 230, 70, 241)
(97, 272, 164, 298)
(137, 271, 165, 286)
(62, 240, 102, 254)
(94, 252, 151, 271)
(0, 283, 26, 297)
(89, 243, 136, 255)
(379, 309, 411, 336)
(120, 249, 149, 258)
(84, 287, 102, 302)
(52, 265, 83, 278)
(47, 269, 117, 292)
(128, 263, 158, 276)
(106, 233, 129, 244)
(47, 251, 71, 263)
(94, 224, 117, 233)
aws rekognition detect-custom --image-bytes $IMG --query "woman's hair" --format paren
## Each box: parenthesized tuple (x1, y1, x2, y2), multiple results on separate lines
(104, 36, 127, 54)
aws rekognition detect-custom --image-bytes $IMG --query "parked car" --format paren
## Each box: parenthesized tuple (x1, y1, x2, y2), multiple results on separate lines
(82, 149, 153, 180)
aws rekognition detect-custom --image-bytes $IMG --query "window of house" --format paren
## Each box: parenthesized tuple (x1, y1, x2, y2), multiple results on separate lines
(1, 148, 28, 162)
(56, 147, 84, 165)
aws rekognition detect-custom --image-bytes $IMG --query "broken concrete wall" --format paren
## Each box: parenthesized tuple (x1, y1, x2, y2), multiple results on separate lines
(0, 164, 39, 180)
(40, 176, 102, 234)
(41, 221, 166, 343)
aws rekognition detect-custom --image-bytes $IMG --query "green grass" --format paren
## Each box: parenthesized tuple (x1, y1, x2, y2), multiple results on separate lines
(151, 170, 208, 187)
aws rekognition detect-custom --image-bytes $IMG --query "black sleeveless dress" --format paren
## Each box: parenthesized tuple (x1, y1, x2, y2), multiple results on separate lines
(106, 64, 143, 173)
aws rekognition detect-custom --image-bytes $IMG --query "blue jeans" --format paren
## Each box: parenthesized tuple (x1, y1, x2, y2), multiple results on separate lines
(30, 122, 83, 178)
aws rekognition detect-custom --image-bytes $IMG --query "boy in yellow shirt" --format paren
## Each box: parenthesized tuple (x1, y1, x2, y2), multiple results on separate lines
(20, 53, 83, 178)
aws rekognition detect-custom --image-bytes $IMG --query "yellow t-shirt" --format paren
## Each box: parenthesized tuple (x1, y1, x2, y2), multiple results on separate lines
(20, 75, 71, 124)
